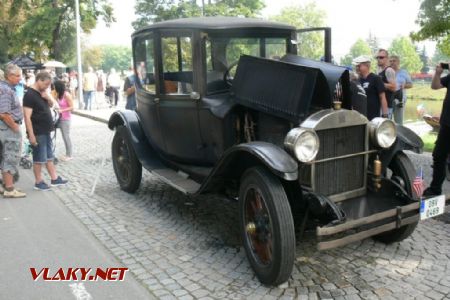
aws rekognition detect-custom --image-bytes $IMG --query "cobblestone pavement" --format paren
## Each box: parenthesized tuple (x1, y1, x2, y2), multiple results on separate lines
(49, 115, 450, 300)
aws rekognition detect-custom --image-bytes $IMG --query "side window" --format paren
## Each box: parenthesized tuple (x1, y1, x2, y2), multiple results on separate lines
(161, 35, 193, 94)
(266, 38, 288, 60)
(134, 36, 155, 93)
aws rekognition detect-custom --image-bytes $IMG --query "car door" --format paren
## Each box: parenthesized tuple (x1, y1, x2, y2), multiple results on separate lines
(296, 27, 332, 62)
(157, 31, 205, 164)
(133, 33, 166, 152)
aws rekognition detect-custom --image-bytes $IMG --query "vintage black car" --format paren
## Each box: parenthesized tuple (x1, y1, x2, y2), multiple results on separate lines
(108, 17, 450, 285)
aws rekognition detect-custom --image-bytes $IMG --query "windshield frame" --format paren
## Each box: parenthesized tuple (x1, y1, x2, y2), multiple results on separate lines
(201, 29, 295, 95)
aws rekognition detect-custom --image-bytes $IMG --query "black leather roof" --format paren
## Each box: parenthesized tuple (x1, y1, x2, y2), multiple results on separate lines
(133, 17, 295, 36)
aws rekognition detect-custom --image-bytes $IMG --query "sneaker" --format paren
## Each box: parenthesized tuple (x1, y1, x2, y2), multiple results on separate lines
(423, 187, 441, 198)
(51, 176, 68, 186)
(34, 181, 51, 191)
(4, 188, 26, 198)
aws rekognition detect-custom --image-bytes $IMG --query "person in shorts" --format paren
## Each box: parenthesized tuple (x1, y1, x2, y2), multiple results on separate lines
(23, 71, 68, 191)
(0, 64, 26, 198)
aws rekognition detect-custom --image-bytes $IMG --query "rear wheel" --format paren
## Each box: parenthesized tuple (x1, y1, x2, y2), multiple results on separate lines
(373, 152, 418, 243)
(112, 126, 142, 193)
(239, 166, 295, 285)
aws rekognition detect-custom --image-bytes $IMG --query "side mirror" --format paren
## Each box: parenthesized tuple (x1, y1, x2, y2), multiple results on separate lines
(190, 92, 201, 100)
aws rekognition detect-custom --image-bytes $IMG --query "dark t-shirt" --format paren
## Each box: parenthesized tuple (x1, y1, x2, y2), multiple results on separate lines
(350, 80, 367, 117)
(379, 67, 395, 108)
(23, 88, 53, 135)
(440, 74, 450, 127)
(359, 73, 385, 120)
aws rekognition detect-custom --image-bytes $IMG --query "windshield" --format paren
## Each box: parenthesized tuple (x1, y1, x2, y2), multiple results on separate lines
(205, 36, 289, 94)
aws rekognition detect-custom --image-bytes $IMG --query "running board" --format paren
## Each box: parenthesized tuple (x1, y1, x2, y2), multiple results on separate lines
(152, 168, 200, 194)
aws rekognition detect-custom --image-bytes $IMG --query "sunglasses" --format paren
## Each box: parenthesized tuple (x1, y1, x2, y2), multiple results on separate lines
(376, 56, 386, 59)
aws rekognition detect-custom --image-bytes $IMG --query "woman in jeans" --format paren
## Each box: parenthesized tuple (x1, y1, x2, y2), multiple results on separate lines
(54, 80, 73, 161)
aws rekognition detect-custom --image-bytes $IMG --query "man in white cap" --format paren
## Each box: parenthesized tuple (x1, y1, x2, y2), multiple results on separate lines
(353, 55, 388, 120)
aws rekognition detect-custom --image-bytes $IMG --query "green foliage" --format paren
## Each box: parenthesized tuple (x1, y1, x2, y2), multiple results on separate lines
(82, 46, 104, 71)
(411, 0, 450, 56)
(133, 0, 265, 30)
(270, 3, 326, 60)
(419, 46, 430, 73)
(0, 0, 114, 64)
(0, 0, 28, 64)
(388, 36, 422, 74)
(78, 45, 132, 73)
(431, 47, 450, 66)
(339, 39, 372, 66)
(100, 45, 132, 73)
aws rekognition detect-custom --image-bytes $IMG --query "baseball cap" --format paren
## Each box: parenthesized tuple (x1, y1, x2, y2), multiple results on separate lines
(352, 55, 371, 65)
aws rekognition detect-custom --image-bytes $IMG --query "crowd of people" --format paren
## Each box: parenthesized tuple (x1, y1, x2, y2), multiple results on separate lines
(0, 65, 69, 198)
(350, 49, 449, 196)
(0, 63, 138, 198)
(350, 49, 413, 124)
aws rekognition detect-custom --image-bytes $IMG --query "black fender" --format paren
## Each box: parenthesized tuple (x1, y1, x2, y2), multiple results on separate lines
(379, 125, 423, 170)
(108, 111, 164, 170)
(198, 141, 298, 194)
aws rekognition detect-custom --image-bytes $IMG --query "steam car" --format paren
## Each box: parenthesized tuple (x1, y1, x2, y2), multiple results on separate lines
(108, 17, 450, 285)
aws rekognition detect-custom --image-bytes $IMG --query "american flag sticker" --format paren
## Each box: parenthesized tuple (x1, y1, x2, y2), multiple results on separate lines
(413, 167, 424, 198)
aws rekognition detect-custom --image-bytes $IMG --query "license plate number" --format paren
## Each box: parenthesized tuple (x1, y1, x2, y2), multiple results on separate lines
(420, 195, 445, 220)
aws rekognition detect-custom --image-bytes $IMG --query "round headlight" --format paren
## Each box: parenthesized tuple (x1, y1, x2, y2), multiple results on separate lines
(284, 128, 320, 162)
(368, 117, 397, 148)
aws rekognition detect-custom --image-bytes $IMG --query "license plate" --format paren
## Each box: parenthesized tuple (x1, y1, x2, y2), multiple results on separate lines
(420, 195, 445, 220)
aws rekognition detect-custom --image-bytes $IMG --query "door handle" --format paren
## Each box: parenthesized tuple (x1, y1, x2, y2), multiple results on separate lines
(154, 98, 160, 103)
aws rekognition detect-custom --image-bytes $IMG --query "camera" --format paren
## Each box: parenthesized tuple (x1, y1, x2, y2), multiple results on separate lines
(441, 62, 449, 69)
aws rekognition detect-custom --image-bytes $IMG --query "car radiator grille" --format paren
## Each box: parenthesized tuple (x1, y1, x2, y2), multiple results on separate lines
(299, 125, 366, 196)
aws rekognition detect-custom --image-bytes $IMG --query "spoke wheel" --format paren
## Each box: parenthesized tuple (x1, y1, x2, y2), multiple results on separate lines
(112, 126, 142, 193)
(373, 152, 418, 243)
(239, 167, 295, 285)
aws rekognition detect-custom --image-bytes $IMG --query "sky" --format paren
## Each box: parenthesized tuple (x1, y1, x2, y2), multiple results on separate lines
(88, 0, 433, 60)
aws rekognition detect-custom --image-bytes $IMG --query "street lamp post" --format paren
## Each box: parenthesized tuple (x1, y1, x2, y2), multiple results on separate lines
(75, 0, 84, 108)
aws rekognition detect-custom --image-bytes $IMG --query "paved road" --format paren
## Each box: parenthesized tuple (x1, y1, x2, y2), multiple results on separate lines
(0, 158, 154, 299)
(42, 114, 450, 300)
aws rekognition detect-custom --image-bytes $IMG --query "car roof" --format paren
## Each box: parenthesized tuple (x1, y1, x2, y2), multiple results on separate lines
(132, 17, 295, 36)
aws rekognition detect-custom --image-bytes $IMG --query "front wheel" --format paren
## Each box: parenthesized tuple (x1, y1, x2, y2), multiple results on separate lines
(239, 166, 295, 285)
(373, 152, 418, 243)
(112, 126, 142, 193)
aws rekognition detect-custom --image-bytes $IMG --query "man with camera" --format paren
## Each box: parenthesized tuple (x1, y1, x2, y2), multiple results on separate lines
(424, 62, 450, 196)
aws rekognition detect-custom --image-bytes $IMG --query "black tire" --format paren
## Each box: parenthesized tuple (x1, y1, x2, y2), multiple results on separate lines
(373, 152, 418, 244)
(112, 126, 142, 193)
(239, 166, 295, 285)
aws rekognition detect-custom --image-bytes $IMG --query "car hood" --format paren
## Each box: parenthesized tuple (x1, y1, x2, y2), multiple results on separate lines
(232, 55, 351, 123)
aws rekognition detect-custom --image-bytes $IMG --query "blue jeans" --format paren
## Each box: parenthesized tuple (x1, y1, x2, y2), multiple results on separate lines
(31, 134, 54, 164)
(83, 90, 95, 110)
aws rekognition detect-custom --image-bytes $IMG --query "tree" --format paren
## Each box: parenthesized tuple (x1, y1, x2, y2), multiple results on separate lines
(101, 45, 132, 73)
(80, 45, 132, 73)
(0, 0, 115, 64)
(411, 0, 450, 56)
(82, 46, 104, 71)
(431, 47, 450, 66)
(388, 36, 422, 74)
(270, 3, 326, 60)
(340, 39, 372, 66)
(419, 46, 430, 73)
(0, 0, 28, 63)
(133, 0, 265, 30)
(366, 32, 380, 56)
